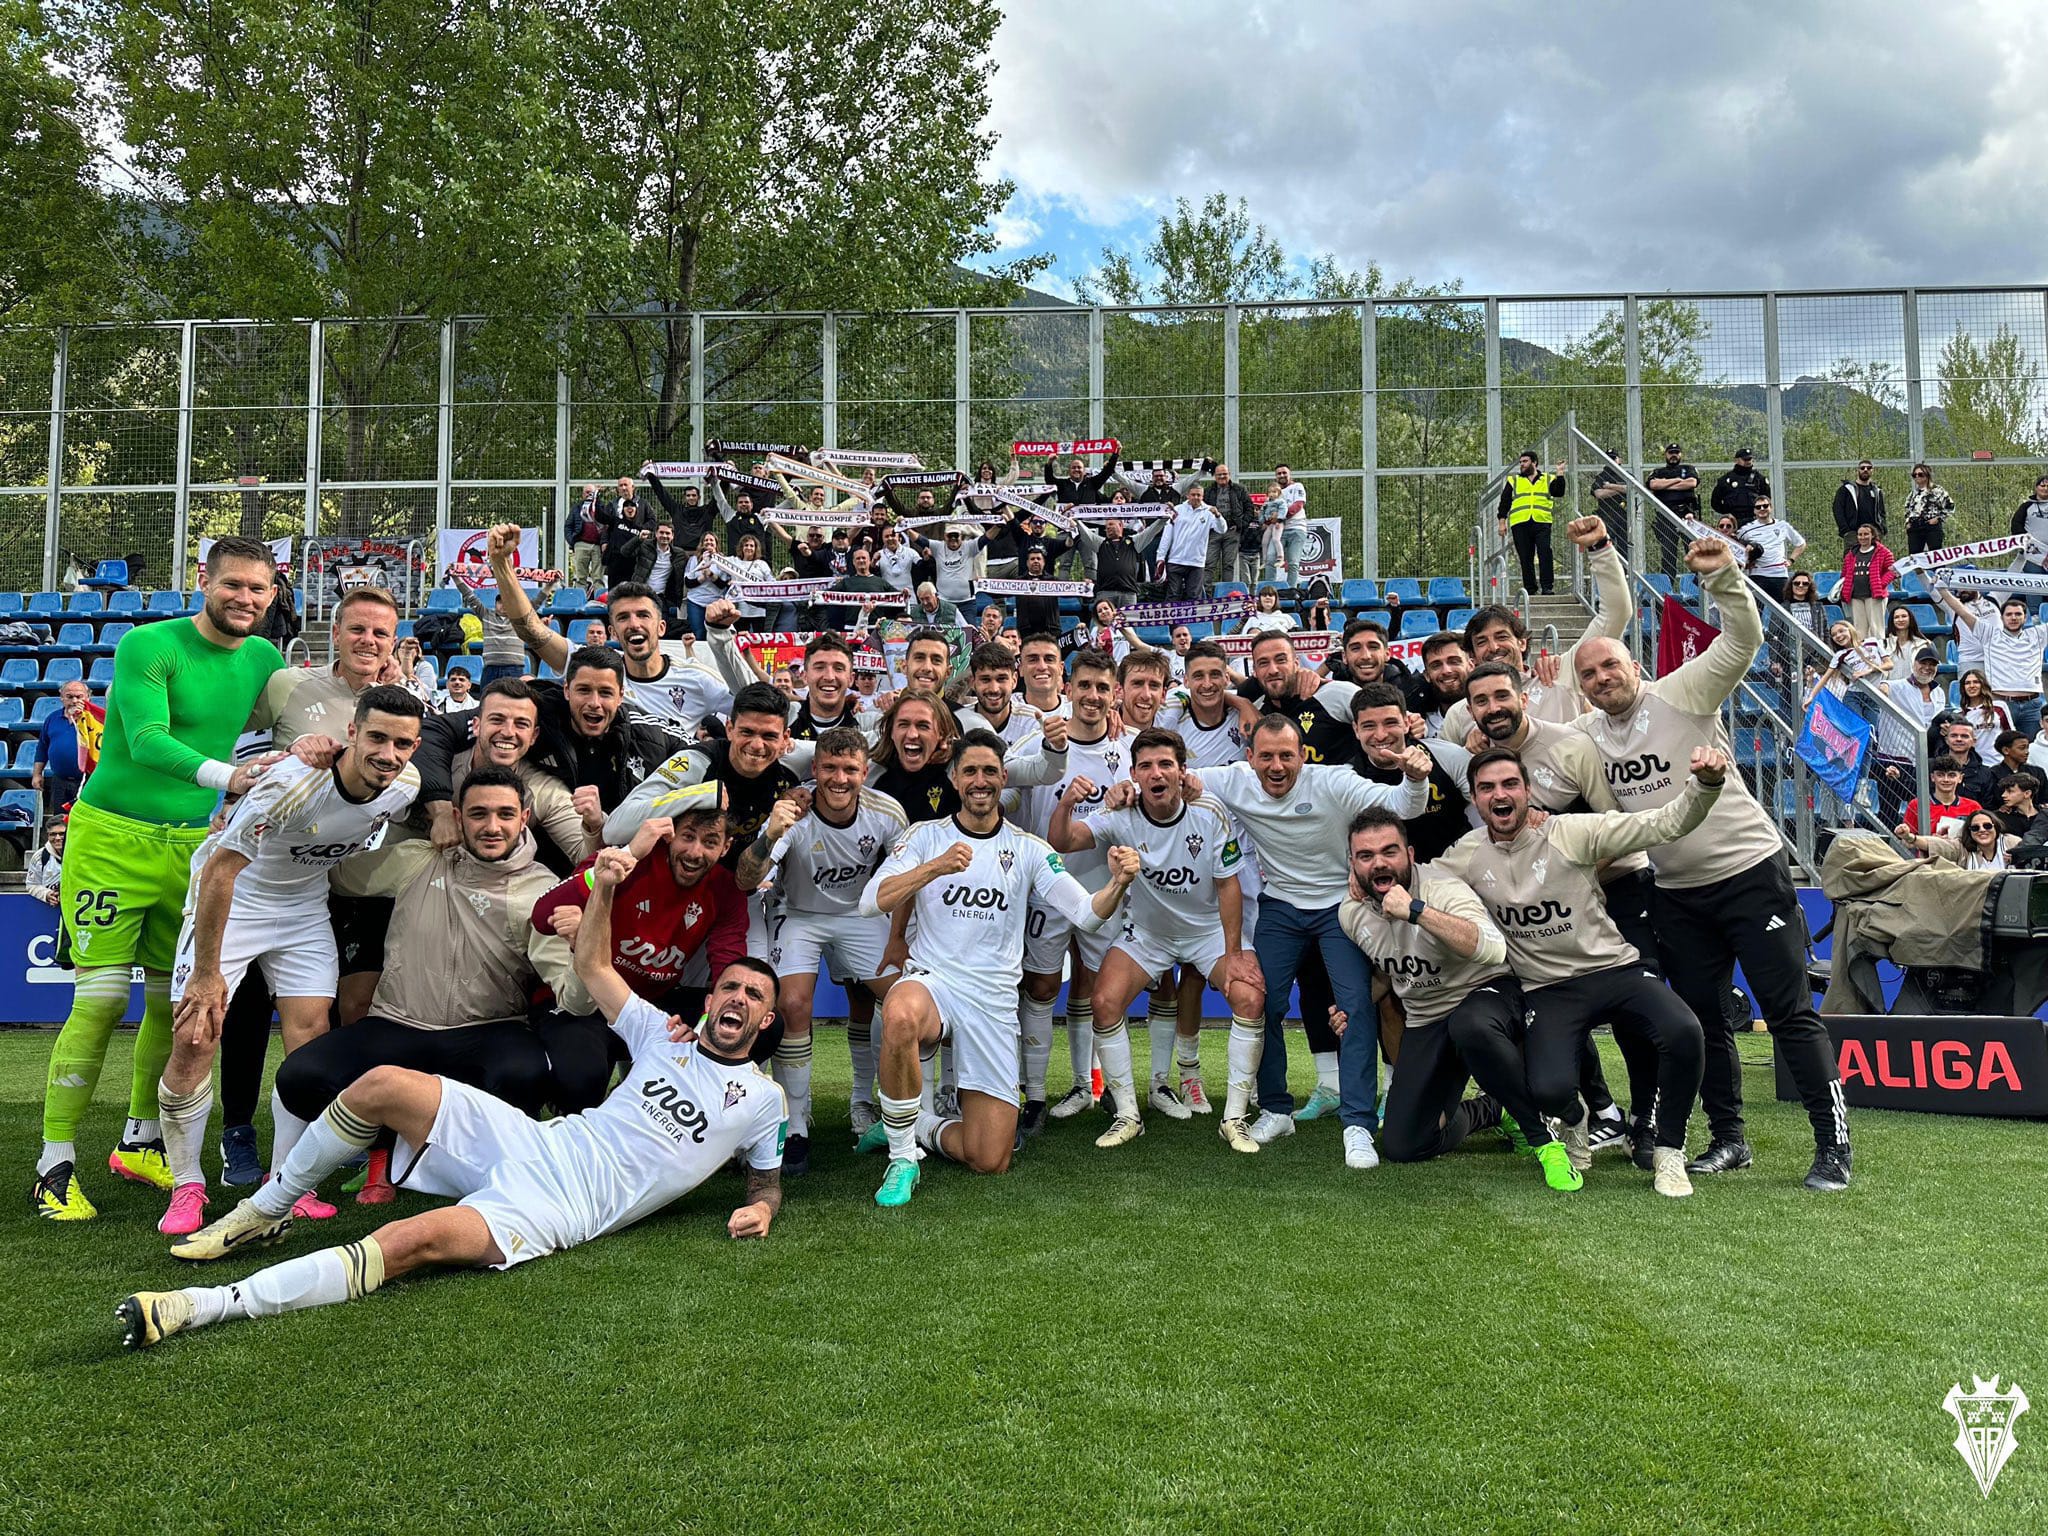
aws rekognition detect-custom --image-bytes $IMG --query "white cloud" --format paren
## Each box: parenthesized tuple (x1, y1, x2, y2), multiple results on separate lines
(986, 0, 2048, 292)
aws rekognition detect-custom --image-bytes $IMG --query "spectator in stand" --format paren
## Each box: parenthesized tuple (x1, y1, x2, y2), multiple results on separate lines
(1831, 460, 1887, 546)
(1807, 620, 1886, 707)
(683, 532, 727, 639)
(1992, 730, 2047, 801)
(393, 635, 436, 700)
(1589, 446, 1631, 560)
(1896, 755, 1980, 839)
(1267, 465, 1309, 586)
(623, 521, 688, 618)
(724, 534, 776, 627)
(32, 678, 92, 814)
(1044, 451, 1119, 508)
(584, 620, 608, 648)
(604, 475, 657, 588)
(2010, 474, 2048, 571)
(1710, 448, 1772, 527)
(25, 814, 63, 905)
(563, 483, 607, 586)
(710, 480, 769, 556)
(1300, 571, 1334, 633)
(1994, 771, 2042, 839)
(641, 468, 717, 554)
(1782, 571, 1829, 637)
(1233, 490, 1265, 585)
(1874, 604, 1928, 682)
(1645, 442, 1701, 521)
(1239, 587, 1299, 636)
(1207, 464, 1255, 583)
(1735, 493, 1803, 605)
(1011, 549, 1063, 637)
(1159, 483, 1224, 603)
(1935, 583, 2048, 738)
(1902, 464, 1955, 556)
(1906, 808, 2016, 870)
(909, 523, 984, 616)
(1091, 513, 1165, 611)
(1875, 648, 1946, 827)
(258, 567, 301, 650)
(1955, 669, 2015, 764)
(910, 582, 961, 629)
(874, 525, 918, 594)
(1930, 717, 2002, 806)
(434, 665, 479, 719)
(449, 567, 529, 685)
(1495, 451, 1566, 597)
(1839, 524, 1897, 638)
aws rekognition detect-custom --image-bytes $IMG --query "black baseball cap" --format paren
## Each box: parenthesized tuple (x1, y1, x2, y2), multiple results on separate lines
(1664, 441, 1682, 452)
(1734, 447, 1753, 459)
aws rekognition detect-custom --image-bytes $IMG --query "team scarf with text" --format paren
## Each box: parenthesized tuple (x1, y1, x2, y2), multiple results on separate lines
(975, 577, 1094, 597)
(707, 439, 808, 460)
(814, 448, 923, 468)
(640, 461, 726, 479)
(1118, 596, 1252, 625)
(763, 453, 876, 504)
(725, 576, 842, 604)
(1896, 534, 2036, 573)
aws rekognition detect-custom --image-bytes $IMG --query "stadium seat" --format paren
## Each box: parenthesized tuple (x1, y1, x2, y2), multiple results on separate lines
(1893, 570, 1930, 598)
(1679, 573, 1702, 602)
(1641, 573, 1675, 597)
(1356, 609, 1393, 632)
(34, 659, 83, 693)
(0, 594, 20, 617)
(423, 588, 463, 613)
(0, 787, 38, 820)
(87, 658, 115, 688)
(107, 590, 144, 617)
(444, 658, 482, 683)
(0, 698, 24, 728)
(564, 619, 590, 645)
(1383, 577, 1425, 605)
(185, 590, 204, 612)
(1135, 624, 1173, 646)
(0, 748, 30, 782)
(1341, 579, 1379, 607)
(66, 591, 103, 616)
(1428, 576, 1469, 607)
(29, 695, 58, 724)
(51, 623, 94, 654)
(26, 593, 62, 617)
(1443, 606, 1476, 634)
(0, 660, 36, 693)
(394, 620, 415, 639)
(1398, 609, 1441, 638)
(144, 591, 183, 615)
(91, 622, 131, 655)
(1908, 603, 1948, 639)
(1815, 572, 1842, 601)
(1213, 582, 1250, 601)
(80, 559, 128, 590)
(549, 587, 590, 616)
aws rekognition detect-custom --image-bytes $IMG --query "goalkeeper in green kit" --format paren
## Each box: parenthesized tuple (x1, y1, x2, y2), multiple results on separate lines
(32, 538, 335, 1222)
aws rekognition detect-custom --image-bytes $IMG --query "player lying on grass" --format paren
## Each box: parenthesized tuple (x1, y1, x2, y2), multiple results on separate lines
(116, 844, 785, 1349)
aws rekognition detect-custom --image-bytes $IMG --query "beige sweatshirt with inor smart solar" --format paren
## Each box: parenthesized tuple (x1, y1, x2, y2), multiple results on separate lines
(1339, 867, 1510, 1030)
(1574, 559, 1785, 890)
(1433, 774, 1721, 989)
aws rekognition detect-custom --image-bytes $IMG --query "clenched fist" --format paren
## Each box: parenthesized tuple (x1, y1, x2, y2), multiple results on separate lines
(932, 842, 974, 876)
(1379, 882, 1414, 920)
(1105, 845, 1142, 885)
(1565, 516, 1608, 549)
(1689, 746, 1730, 786)
(589, 846, 637, 891)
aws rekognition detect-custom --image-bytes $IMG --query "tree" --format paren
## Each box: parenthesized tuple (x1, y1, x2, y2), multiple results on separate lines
(1931, 325, 2045, 458)
(0, 0, 117, 324)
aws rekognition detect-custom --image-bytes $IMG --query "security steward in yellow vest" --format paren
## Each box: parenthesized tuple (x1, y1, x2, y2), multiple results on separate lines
(1496, 452, 1567, 596)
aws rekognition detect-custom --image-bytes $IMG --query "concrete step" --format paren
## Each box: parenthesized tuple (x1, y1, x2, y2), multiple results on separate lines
(1522, 596, 1594, 648)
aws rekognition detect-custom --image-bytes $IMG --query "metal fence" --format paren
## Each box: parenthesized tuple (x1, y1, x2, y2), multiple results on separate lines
(6, 287, 2048, 591)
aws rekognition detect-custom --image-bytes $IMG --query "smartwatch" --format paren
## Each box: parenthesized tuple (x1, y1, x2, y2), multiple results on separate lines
(1406, 898, 1427, 925)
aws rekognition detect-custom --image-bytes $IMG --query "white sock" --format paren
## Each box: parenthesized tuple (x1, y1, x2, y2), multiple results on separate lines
(251, 1097, 378, 1219)
(1095, 1020, 1137, 1119)
(772, 1034, 813, 1138)
(38, 1140, 75, 1176)
(1595, 1101, 1624, 1124)
(158, 1079, 213, 1190)
(1067, 998, 1094, 1088)
(880, 1091, 922, 1164)
(1225, 1017, 1263, 1120)
(1312, 1050, 1340, 1096)
(194, 1238, 385, 1324)
(914, 1110, 957, 1159)
(123, 1116, 160, 1144)
(847, 1022, 876, 1110)
(269, 1087, 312, 1175)
(1019, 994, 1054, 1100)
(1176, 1027, 1203, 1072)
(1148, 989, 1178, 1083)
(940, 1040, 957, 1099)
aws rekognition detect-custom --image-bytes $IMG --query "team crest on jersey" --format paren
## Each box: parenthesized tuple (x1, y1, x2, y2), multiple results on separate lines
(1185, 832, 1204, 860)
(668, 686, 691, 710)
(1103, 748, 1121, 773)
(927, 786, 944, 810)
(463, 889, 492, 917)
(998, 849, 1016, 875)
(724, 1079, 748, 1108)
(1299, 712, 1318, 735)
(684, 901, 703, 928)
(857, 834, 878, 858)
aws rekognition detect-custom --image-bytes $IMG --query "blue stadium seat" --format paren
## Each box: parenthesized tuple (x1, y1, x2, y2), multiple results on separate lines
(81, 559, 128, 590)
(0, 625, 44, 656)
(0, 660, 36, 693)
(1135, 624, 1173, 646)
(1815, 572, 1842, 601)
(1356, 609, 1393, 632)
(1212, 582, 1250, 601)
(1824, 604, 1844, 630)
(0, 594, 20, 617)
(28, 695, 59, 724)
(423, 588, 463, 613)
(0, 697, 24, 728)
(1428, 577, 1469, 607)
(51, 623, 94, 654)
(107, 590, 144, 617)
(1341, 579, 1379, 607)
(1893, 570, 1930, 599)
(144, 591, 183, 615)
(1383, 577, 1425, 605)
(66, 591, 103, 615)
(1641, 573, 1675, 597)
(0, 748, 30, 782)
(91, 622, 131, 655)
(549, 587, 590, 616)
(1907, 603, 1949, 639)
(1398, 609, 1441, 638)
(27, 593, 62, 617)
(443, 657, 482, 683)
(185, 590, 204, 612)
(1679, 574, 1702, 603)
(394, 620, 415, 639)
(564, 620, 591, 645)
(1443, 606, 1476, 634)
(35, 658, 83, 693)
(0, 787, 38, 820)
(87, 658, 115, 688)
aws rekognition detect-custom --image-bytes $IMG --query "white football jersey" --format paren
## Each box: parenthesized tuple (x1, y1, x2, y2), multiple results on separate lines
(1010, 724, 1138, 886)
(624, 661, 732, 735)
(1083, 795, 1241, 949)
(1160, 697, 1251, 771)
(864, 816, 1101, 1017)
(557, 996, 785, 1241)
(212, 756, 419, 917)
(775, 788, 907, 917)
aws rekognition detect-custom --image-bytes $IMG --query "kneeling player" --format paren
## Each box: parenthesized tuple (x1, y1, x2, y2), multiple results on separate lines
(117, 846, 784, 1348)
(1047, 729, 1264, 1149)
(1336, 809, 1574, 1189)
(857, 730, 1140, 1207)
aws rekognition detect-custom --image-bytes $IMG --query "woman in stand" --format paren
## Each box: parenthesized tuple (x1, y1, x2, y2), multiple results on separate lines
(1902, 463, 1955, 557)
(1839, 523, 1897, 637)
(682, 531, 726, 639)
(1904, 808, 2015, 871)
(1875, 603, 1928, 682)
(1238, 585, 1298, 636)
(1956, 668, 2014, 767)
(1782, 570, 1830, 638)
(392, 634, 437, 699)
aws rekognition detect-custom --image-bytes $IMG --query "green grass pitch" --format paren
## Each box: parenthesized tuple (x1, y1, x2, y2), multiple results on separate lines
(1, 1027, 2043, 1534)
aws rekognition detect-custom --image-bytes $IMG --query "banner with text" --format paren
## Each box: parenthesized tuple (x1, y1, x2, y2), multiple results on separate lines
(437, 528, 544, 589)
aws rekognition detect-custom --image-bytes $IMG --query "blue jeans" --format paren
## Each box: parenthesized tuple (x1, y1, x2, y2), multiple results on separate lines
(685, 600, 709, 639)
(1253, 895, 1381, 1129)
(2007, 693, 2043, 739)
(1282, 524, 1307, 583)
(480, 662, 524, 685)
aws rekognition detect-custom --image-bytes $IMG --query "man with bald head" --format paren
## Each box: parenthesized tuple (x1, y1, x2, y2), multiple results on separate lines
(1571, 536, 1849, 1192)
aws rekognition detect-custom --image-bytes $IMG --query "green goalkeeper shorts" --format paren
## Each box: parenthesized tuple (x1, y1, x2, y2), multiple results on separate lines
(59, 800, 207, 975)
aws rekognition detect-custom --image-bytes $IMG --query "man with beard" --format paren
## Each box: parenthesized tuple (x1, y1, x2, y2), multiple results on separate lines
(1435, 747, 1725, 1198)
(1336, 809, 1573, 1188)
(1405, 633, 1473, 737)
(412, 679, 596, 878)
(1321, 617, 1410, 690)
(1438, 517, 1629, 741)
(858, 731, 1139, 1207)
(954, 641, 1051, 749)
(1239, 630, 1360, 767)
(1573, 537, 1851, 1190)
(118, 846, 784, 1348)
(604, 682, 801, 873)
(33, 538, 311, 1223)
(250, 587, 404, 748)
(1009, 548, 1065, 639)
(1347, 683, 1473, 861)
(486, 527, 731, 736)
(1091, 514, 1166, 612)
(1048, 730, 1263, 1149)
(641, 466, 718, 552)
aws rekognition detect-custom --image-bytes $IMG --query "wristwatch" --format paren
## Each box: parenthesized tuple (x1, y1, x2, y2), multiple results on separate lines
(1406, 898, 1427, 925)
(1588, 536, 1611, 552)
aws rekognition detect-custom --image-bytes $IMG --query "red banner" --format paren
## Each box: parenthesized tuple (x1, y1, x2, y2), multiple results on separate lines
(1655, 594, 1721, 675)
(1013, 438, 1119, 459)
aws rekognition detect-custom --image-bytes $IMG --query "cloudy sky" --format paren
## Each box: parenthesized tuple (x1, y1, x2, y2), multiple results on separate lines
(978, 0, 2048, 299)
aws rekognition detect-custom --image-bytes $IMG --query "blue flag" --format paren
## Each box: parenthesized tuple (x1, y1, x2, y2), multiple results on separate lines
(1796, 688, 1875, 805)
